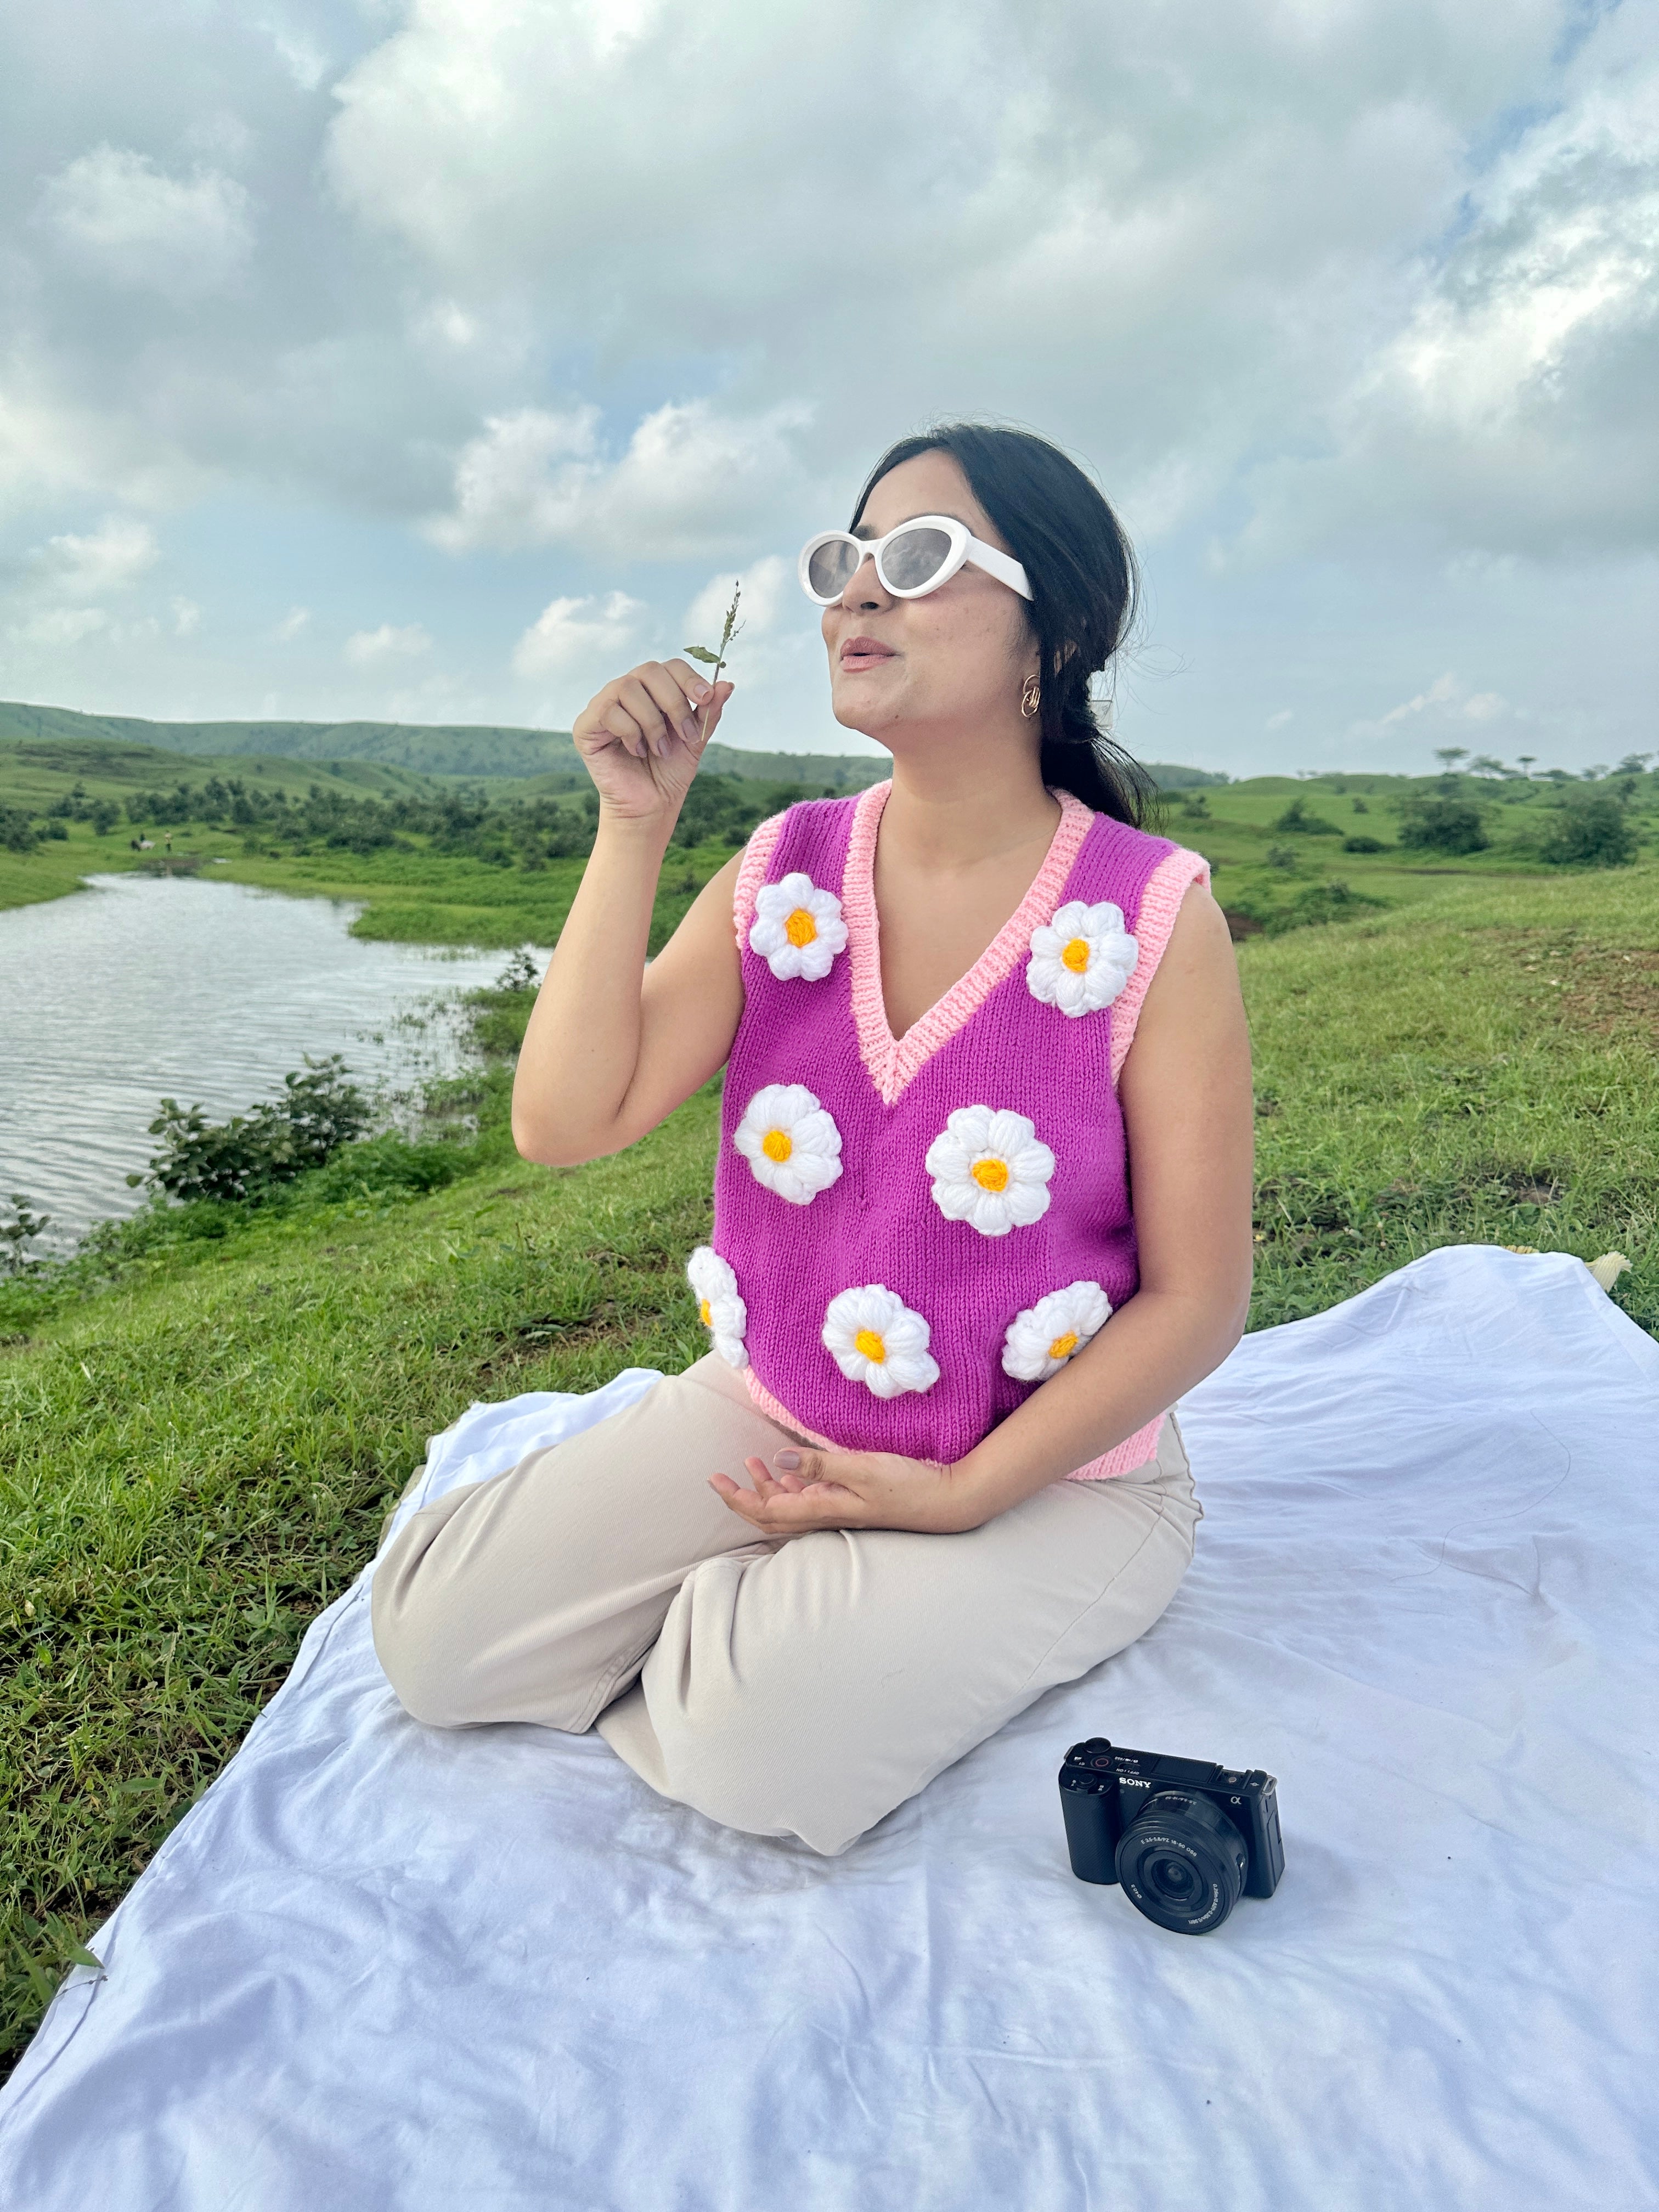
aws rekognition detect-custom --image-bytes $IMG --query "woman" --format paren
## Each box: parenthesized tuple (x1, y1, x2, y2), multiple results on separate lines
(373, 423, 1254, 1856)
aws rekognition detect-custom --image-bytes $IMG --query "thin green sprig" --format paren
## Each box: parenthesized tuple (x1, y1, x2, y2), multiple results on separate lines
(685, 580, 742, 741)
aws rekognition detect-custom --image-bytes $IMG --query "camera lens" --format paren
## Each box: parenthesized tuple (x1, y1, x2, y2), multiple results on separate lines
(1114, 1791, 1248, 1934)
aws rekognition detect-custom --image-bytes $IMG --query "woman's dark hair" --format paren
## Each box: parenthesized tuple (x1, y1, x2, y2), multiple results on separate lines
(850, 422, 1153, 826)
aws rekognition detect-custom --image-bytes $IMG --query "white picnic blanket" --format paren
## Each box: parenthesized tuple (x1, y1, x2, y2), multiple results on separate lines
(3, 1245, 1656, 2210)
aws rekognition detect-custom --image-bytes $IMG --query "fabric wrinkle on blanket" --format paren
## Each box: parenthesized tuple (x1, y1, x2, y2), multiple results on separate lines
(2, 1244, 1656, 2211)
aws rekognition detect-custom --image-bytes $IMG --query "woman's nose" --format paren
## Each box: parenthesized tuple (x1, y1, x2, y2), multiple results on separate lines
(840, 552, 889, 611)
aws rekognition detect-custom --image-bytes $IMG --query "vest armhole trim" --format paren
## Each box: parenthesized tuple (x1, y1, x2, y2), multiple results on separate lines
(732, 811, 789, 949)
(1109, 847, 1212, 1086)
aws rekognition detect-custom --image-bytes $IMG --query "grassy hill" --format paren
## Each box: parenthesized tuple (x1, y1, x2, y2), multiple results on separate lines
(0, 698, 1223, 795)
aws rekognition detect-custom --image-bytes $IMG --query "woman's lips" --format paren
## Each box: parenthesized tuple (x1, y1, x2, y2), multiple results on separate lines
(839, 636, 896, 672)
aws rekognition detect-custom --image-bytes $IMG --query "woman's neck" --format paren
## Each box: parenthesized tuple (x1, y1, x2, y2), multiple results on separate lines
(879, 742, 1062, 877)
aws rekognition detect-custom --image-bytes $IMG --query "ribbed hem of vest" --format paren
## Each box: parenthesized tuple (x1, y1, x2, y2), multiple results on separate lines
(743, 1368, 1166, 1483)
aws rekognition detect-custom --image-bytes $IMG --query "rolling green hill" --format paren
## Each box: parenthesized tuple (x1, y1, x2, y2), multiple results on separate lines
(0, 698, 1223, 794)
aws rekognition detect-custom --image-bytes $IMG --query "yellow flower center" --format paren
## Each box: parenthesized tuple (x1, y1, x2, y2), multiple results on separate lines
(699, 1299, 713, 1327)
(1062, 936, 1092, 973)
(1047, 1331, 1080, 1361)
(853, 1327, 888, 1364)
(761, 1127, 793, 1162)
(785, 907, 818, 947)
(970, 1156, 1010, 1192)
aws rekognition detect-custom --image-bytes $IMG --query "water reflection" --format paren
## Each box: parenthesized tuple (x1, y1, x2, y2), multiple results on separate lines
(1, 874, 542, 1249)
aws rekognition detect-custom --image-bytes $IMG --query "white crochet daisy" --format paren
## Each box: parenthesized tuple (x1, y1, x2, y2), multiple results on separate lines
(1001, 1280, 1112, 1382)
(822, 1285, 940, 1400)
(748, 871, 849, 981)
(733, 1083, 844, 1205)
(1025, 899, 1139, 1017)
(687, 1246, 748, 1369)
(924, 1105, 1056, 1238)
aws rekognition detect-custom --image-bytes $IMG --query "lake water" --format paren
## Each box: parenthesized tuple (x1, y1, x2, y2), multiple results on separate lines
(1, 874, 540, 1251)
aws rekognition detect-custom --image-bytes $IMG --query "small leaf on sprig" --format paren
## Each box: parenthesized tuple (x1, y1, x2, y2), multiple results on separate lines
(685, 580, 743, 738)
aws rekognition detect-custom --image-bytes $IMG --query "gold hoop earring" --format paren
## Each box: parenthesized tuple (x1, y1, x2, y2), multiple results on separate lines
(1020, 674, 1041, 720)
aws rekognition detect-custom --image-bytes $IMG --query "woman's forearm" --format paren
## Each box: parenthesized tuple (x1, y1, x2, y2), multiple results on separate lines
(951, 1279, 1249, 1523)
(511, 811, 675, 1163)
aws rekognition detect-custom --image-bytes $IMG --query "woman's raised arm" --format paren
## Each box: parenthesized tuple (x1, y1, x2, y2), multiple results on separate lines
(511, 658, 746, 1167)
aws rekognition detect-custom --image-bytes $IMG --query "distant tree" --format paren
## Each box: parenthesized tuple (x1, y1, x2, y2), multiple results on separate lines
(1540, 792, 1637, 868)
(1616, 752, 1652, 775)
(1582, 765, 1610, 781)
(1265, 844, 1299, 871)
(1468, 754, 1504, 778)
(1272, 795, 1340, 836)
(1398, 796, 1489, 854)
(1433, 747, 1469, 771)
(1516, 755, 1537, 777)
(1351, 795, 1369, 814)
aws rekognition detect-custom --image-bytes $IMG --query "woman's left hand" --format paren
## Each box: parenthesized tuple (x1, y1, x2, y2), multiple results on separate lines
(708, 1446, 980, 1536)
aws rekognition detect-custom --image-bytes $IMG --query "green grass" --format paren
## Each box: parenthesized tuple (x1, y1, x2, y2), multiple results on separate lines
(2, 789, 1656, 2076)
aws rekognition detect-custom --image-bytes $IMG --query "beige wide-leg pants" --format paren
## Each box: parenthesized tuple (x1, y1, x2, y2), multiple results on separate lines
(372, 1353, 1200, 1857)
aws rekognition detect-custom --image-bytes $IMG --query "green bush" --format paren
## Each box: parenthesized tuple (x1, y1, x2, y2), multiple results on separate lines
(1263, 879, 1384, 934)
(1343, 835, 1387, 854)
(133, 1058, 372, 1206)
(1397, 797, 1489, 854)
(1272, 795, 1341, 835)
(1, 1197, 50, 1277)
(1, 807, 35, 854)
(1540, 792, 1638, 868)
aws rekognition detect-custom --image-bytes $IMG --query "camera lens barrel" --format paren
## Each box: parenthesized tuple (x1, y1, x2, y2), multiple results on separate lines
(1115, 1791, 1248, 1934)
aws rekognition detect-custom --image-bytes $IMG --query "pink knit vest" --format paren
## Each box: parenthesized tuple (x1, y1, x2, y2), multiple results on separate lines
(696, 781, 1208, 1479)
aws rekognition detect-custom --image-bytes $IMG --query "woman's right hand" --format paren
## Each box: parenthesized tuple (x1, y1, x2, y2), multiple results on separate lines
(572, 658, 735, 826)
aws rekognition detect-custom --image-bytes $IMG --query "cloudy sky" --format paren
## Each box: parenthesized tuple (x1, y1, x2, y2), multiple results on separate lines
(2, 1, 1655, 775)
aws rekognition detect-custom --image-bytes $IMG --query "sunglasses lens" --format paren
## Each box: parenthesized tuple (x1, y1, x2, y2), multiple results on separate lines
(806, 539, 862, 600)
(881, 525, 953, 592)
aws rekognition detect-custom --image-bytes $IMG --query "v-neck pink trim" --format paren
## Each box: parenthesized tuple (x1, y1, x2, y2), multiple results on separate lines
(843, 780, 1095, 1107)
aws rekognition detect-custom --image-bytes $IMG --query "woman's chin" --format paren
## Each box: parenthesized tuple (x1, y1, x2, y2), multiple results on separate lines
(829, 691, 894, 741)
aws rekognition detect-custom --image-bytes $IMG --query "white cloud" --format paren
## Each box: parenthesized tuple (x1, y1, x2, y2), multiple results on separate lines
(37, 146, 254, 295)
(345, 622, 432, 665)
(1355, 671, 1520, 750)
(423, 405, 599, 552)
(1379, 672, 1464, 726)
(512, 590, 644, 680)
(425, 400, 814, 561)
(171, 596, 201, 636)
(684, 554, 792, 653)
(262, 21, 330, 92)
(31, 516, 160, 597)
(5, 607, 109, 648)
(273, 605, 311, 642)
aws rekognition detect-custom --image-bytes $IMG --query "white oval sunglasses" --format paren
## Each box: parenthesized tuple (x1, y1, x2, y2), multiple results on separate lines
(798, 515, 1031, 606)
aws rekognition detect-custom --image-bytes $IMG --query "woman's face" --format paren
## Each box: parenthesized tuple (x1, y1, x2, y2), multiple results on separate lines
(821, 449, 1037, 747)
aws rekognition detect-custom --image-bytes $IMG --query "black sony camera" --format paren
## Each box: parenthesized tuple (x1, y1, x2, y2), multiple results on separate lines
(1059, 1737, 1284, 1934)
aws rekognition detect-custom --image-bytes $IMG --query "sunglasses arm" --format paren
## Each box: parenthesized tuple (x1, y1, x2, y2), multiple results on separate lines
(965, 536, 1032, 600)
